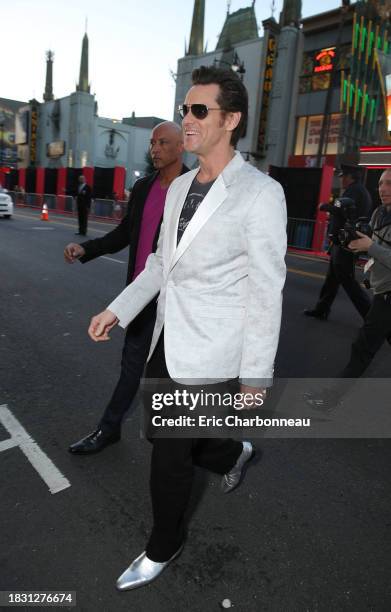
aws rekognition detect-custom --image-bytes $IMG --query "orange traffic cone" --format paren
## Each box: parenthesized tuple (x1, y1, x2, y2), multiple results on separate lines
(41, 203, 49, 221)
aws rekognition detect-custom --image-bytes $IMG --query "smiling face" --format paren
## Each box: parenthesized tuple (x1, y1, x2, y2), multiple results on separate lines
(379, 169, 391, 208)
(149, 123, 184, 170)
(182, 84, 239, 157)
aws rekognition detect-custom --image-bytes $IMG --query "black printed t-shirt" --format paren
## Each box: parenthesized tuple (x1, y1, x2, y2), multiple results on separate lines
(176, 177, 215, 245)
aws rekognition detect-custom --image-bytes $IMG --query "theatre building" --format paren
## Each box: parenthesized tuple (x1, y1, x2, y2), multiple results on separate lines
(175, 0, 391, 251)
(3, 35, 164, 201)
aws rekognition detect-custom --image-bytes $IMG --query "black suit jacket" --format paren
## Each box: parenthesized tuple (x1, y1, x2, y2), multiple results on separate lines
(79, 165, 189, 285)
(329, 181, 373, 243)
(76, 184, 93, 208)
(343, 181, 373, 219)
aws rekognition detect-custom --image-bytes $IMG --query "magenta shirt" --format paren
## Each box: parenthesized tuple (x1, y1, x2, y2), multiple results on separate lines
(132, 178, 168, 280)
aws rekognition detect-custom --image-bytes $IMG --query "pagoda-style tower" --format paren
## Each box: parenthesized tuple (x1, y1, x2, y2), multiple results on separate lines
(43, 50, 54, 102)
(186, 0, 205, 55)
(77, 32, 90, 93)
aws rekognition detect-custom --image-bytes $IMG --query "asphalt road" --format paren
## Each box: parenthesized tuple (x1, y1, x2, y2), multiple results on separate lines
(1, 210, 390, 612)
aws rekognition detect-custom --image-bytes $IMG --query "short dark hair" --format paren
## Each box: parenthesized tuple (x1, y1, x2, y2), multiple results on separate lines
(191, 65, 248, 147)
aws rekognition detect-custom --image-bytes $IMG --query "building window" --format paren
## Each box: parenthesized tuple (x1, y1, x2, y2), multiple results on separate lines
(299, 44, 351, 93)
(295, 117, 306, 155)
(294, 114, 342, 156)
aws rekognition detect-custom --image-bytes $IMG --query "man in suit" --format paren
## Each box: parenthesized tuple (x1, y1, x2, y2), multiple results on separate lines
(65, 121, 186, 454)
(75, 175, 93, 236)
(304, 165, 372, 320)
(88, 66, 287, 589)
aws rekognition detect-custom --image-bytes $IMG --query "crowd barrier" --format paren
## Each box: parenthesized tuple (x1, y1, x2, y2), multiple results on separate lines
(9, 191, 128, 222)
(287, 217, 328, 252)
(9, 191, 328, 253)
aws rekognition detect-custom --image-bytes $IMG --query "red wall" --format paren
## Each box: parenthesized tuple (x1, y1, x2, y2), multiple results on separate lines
(311, 165, 334, 252)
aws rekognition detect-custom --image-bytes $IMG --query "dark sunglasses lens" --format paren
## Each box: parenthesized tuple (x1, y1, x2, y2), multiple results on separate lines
(192, 104, 208, 119)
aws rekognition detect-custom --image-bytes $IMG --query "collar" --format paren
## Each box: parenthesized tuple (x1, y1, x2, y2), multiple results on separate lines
(220, 150, 246, 187)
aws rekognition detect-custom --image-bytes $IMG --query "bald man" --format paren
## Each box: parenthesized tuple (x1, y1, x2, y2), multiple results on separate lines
(65, 122, 188, 454)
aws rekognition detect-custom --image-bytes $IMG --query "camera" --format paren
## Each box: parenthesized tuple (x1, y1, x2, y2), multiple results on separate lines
(319, 197, 371, 248)
(338, 218, 373, 248)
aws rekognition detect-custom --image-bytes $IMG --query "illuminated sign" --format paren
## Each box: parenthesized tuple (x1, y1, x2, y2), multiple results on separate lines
(314, 48, 335, 73)
(257, 33, 276, 156)
(359, 146, 391, 167)
(30, 103, 38, 165)
(47, 140, 65, 158)
(387, 74, 391, 131)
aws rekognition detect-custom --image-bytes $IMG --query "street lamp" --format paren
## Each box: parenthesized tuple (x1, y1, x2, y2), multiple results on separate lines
(213, 52, 246, 80)
(231, 52, 246, 80)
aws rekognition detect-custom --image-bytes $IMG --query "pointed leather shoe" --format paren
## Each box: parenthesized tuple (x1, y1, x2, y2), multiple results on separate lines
(303, 389, 341, 412)
(116, 545, 184, 591)
(221, 441, 255, 494)
(68, 429, 120, 454)
(303, 308, 329, 320)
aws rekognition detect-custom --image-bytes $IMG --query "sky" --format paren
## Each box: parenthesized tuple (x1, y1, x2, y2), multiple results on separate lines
(3, 0, 341, 121)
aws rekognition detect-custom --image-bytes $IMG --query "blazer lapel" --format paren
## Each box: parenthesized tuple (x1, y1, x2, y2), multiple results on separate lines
(167, 152, 245, 271)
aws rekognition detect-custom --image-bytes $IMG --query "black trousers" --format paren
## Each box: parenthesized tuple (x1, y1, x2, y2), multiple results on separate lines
(341, 292, 391, 378)
(98, 302, 156, 434)
(315, 245, 371, 318)
(77, 203, 90, 235)
(144, 334, 243, 562)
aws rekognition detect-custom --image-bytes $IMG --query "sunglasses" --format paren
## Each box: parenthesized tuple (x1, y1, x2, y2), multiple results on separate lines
(178, 104, 222, 120)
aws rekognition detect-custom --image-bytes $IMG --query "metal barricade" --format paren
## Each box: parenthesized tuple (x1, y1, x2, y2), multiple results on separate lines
(91, 199, 127, 221)
(287, 218, 316, 250)
(9, 191, 45, 209)
(11, 191, 128, 223)
(10, 194, 326, 250)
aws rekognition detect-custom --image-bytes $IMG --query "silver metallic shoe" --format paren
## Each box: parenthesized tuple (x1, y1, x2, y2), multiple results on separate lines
(221, 441, 255, 494)
(116, 544, 184, 591)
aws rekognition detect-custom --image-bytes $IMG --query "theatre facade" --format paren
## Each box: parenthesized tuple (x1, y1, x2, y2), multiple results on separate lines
(2, 37, 164, 200)
(174, 0, 391, 252)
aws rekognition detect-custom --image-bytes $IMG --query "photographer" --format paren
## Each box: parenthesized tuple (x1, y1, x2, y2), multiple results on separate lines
(304, 165, 372, 320)
(341, 168, 391, 377)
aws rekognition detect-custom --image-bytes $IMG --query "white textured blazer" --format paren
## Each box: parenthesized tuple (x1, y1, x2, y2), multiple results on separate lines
(108, 151, 287, 386)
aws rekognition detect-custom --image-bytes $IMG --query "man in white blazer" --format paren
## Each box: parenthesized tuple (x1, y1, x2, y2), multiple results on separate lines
(88, 66, 287, 590)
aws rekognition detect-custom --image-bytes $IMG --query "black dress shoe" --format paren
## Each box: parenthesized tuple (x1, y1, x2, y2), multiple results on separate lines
(303, 308, 329, 320)
(303, 389, 341, 411)
(68, 429, 121, 454)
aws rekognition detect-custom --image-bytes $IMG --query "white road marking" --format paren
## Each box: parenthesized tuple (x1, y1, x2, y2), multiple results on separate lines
(15, 211, 111, 234)
(101, 256, 126, 264)
(31, 227, 55, 230)
(0, 438, 18, 452)
(0, 404, 71, 495)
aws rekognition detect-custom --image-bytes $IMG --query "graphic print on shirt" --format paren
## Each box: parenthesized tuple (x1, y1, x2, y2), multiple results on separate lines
(177, 178, 215, 245)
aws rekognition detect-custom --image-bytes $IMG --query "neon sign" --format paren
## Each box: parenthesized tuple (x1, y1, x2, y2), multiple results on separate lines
(314, 48, 336, 73)
(257, 33, 276, 156)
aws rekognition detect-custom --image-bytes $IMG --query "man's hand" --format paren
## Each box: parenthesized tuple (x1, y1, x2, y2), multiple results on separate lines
(239, 384, 267, 409)
(348, 231, 373, 253)
(88, 309, 118, 342)
(64, 242, 86, 263)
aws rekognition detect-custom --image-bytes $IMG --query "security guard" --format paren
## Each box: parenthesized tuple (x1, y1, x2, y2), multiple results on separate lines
(304, 165, 372, 320)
